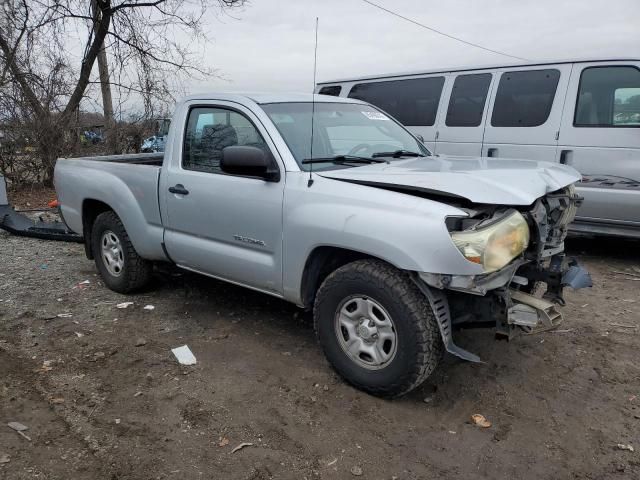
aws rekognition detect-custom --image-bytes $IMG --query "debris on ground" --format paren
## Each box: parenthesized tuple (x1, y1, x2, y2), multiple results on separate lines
(7, 422, 31, 441)
(36, 360, 53, 373)
(218, 437, 229, 447)
(135, 338, 147, 347)
(171, 345, 196, 365)
(74, 280, 91, 290)
(116, 302, 134, 309)
(350, 465, 363, 476)
(617, 444, 634, 452)
(57, 313, 73, 318)
(0, 453, 10, 464)
(134, 391, 143, 397)
(143, 305, 155, 311)
(471, 414, 492, 428)
(327, 458, 337, 466)
(231, 442, 254, 453)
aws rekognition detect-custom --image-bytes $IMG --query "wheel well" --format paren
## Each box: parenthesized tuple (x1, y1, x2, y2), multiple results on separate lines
(300, 247, 375, 309)
(82, 199, 113, 259)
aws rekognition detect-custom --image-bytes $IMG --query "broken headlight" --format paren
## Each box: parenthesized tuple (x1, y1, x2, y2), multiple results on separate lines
(450, 210, 530, 273)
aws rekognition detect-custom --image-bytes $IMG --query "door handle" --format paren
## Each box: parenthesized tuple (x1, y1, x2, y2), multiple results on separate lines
(168, 184, 189, 195)
(559, 149, 572, 165)
(487, 148, 498, 157)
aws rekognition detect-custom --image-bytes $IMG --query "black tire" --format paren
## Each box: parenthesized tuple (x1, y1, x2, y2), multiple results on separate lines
(91, 211, 152, 293)
(313, 259, 443, 398)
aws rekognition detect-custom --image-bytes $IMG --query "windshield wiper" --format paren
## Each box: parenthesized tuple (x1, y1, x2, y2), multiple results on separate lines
(371, 150, 426, 158)
(302, 155, 387, 165)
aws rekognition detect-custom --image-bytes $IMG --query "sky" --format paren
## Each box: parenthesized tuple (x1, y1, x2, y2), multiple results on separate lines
(185, 0, 640, 95)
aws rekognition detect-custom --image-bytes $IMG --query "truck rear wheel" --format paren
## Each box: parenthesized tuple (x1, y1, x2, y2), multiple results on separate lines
(91, 211, 152, 293)
(313, 259, 443, 398)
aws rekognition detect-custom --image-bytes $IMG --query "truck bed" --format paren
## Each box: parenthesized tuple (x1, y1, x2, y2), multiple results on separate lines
(54, 153, 168, 261)
(63, 152, 164, 166)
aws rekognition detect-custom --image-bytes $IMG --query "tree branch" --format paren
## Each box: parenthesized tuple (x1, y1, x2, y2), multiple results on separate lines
(111, 0, 166, 13)
(61, 0, 112, 122)
(0, 30, 45, 118)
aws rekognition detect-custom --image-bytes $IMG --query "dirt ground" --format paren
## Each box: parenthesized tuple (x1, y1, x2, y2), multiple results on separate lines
(1, 216, 639, 479)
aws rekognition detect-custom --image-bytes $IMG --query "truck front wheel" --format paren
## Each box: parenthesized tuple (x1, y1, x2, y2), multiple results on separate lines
(314, 259, 443, 398)
(91, 211, 152, 293)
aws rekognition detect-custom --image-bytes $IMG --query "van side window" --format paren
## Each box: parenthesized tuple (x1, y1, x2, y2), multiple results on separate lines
(318, 85, 342, 96)
(183, 107, 268, 174)
(446, 73, 492, 127)
(491, 69, 560, 127)
(575, 66, 640, 127)
(347, 77, 445, 126)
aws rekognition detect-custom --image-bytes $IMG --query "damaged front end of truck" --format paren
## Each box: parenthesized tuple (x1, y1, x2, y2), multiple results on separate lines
(417, 184, 592, 362)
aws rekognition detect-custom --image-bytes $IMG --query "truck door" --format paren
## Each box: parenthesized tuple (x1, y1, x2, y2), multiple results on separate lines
(435, 71, 495, 156)
(161, 101, 285, 295)
(558, 62, 640, 230)
(482, 65, 571, 161)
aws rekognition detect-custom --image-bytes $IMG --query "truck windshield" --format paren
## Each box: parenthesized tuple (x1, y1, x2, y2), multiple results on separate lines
(260, 102, 430, 171)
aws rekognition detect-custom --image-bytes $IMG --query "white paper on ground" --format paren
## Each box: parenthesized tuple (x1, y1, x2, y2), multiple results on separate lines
(171, 345, 197, 365)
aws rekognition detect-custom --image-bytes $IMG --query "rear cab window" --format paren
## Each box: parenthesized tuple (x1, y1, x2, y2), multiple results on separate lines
(491, 69, 561, 127)
(347, 77, 445, 126)
(574, 66, 640, 127)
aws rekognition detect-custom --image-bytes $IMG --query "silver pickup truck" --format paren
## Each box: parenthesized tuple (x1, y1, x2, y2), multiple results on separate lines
(55, 93, 591, 397)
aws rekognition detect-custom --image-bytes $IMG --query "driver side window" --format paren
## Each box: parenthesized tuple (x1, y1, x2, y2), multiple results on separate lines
(183, 107, 268, 174)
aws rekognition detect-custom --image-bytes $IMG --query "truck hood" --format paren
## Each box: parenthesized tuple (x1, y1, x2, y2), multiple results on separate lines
(317, 155, 581, 205)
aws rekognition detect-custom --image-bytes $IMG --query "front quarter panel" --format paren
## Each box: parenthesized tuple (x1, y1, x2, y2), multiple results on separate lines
(282, 172, 483, 304)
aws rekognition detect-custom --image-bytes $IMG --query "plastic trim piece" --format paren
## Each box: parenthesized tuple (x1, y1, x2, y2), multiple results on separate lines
(411, 274, 482, 363)
(0, 175, 82, 242)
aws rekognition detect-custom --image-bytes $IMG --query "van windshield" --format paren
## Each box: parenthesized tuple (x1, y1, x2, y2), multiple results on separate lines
(260, 102, 430, 171)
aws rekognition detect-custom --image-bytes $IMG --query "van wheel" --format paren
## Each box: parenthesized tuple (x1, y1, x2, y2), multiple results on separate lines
(313, 259, 443, 398)
(91, 211, 152, 293)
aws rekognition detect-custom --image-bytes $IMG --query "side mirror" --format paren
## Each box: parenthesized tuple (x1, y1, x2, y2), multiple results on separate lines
(221, 146, 279, 181)
(416, 134, 425, 143)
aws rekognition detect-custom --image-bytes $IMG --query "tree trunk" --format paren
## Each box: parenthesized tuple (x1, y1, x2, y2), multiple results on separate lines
(38, 116, 66, 186)
(97, 44, 116, 153)
(93, 0, 117, 154)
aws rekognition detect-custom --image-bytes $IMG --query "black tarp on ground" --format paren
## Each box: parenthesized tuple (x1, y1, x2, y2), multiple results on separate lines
(0, 175, 82, 242)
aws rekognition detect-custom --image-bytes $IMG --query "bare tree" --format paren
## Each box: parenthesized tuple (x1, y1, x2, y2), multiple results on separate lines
(0, 0, 244, 184)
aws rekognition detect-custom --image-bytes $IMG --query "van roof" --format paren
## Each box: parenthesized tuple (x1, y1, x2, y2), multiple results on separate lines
(317, 57, 640, 85)
(180, 92, 366, 104)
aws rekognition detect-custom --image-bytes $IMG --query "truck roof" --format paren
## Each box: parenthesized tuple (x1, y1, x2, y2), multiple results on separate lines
(317, 57, 640, 85)
(180, 93, 364, 105)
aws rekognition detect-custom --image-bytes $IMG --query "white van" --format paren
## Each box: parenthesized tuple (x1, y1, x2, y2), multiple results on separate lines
(315, 58, 640, 238)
